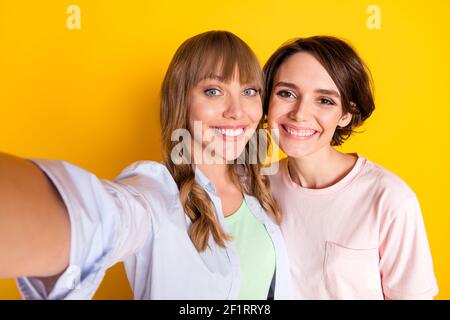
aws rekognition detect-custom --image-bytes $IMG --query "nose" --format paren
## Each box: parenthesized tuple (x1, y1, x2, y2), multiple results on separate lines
(289, 97, 311, 122)
(223, 94, 244, 119)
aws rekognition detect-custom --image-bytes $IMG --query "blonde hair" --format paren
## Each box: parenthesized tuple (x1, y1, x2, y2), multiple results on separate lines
(160, 31, 281, 251)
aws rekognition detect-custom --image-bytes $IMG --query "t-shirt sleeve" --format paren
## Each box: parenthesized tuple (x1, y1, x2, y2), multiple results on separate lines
(16, 159, 153, 300)
(379, 195, 439, 299)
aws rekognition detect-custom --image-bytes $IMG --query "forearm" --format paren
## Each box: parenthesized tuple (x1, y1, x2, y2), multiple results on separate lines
(0, 152, 70, 278)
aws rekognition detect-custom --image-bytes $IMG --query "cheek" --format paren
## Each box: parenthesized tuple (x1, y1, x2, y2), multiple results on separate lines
(189, 100, 218, 124)
(246, 100, 263, 124)
(319, 111, 342, 130)
(315, 111, 343, 141)
(267, 100, 286, 126)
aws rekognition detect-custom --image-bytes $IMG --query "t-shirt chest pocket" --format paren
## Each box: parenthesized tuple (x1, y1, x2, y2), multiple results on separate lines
(324, 241, 383, 299)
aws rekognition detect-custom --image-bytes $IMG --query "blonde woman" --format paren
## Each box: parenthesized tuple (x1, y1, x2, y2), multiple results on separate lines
(0, 31, 292, 300)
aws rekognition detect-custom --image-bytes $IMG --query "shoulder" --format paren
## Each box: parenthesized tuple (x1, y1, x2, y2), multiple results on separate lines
(117, 161, 177, 189)
(357, 157, 419, 219)
(361, 158, 416, 199)
(114, 160, 180, 210)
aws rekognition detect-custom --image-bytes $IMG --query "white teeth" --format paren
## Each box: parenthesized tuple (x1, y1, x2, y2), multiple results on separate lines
(285, 126, 316, 137)
(214, 127, 244, 137)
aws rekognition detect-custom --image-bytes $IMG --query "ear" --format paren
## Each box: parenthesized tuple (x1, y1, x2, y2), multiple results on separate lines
(338, 112, 352, 128)
(338, 102, 355, 128)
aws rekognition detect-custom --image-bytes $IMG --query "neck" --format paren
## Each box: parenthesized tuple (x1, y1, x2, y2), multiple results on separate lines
(288, 147, 357, 189)
(195, 162, 234, 191)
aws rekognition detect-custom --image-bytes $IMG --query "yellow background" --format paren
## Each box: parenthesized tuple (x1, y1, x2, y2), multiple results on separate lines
(0, 0, 449, 299)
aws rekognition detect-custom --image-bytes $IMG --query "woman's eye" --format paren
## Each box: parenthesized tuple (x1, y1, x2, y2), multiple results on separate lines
(276, 90, 296, 99)
(242, 88, 258, 96)
(319, 98, 335, 106)
(204, 88, 222, 97)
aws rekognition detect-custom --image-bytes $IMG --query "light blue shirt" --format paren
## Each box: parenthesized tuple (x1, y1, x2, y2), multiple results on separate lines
(17, 159, 293, 300)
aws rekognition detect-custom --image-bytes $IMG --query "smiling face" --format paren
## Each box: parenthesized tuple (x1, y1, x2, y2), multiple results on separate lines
(268, 52, 352, 159)
(188, 72, 262, 163)
(161, 30, 265, 167)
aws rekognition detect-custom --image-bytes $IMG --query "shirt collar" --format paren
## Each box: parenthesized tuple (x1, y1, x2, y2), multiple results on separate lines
(194, 165, 217, 194)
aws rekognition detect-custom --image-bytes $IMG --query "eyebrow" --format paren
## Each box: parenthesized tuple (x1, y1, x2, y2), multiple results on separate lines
(315, 89, 341, 98)
(274, 81, 341, 98)
(273, 81, 298, 90)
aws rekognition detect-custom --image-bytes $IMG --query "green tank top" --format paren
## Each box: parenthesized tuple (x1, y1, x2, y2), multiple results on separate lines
(224, 199, 276, 299)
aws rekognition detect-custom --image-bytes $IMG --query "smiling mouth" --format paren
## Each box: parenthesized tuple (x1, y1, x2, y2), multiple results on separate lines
(281, 124, 318, 139)
(211, 126, 246, 140)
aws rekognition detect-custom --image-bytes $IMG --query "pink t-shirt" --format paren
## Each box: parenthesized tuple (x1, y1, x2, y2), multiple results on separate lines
(269, 155, 438, 299)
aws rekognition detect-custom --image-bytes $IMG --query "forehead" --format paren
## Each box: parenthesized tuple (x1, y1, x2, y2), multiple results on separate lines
(275, 52, 339, 91)
(194, 52, 262, 87)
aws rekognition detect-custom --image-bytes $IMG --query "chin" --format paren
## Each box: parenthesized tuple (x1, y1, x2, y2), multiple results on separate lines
(203, 147, 244, 164)
(221, 150, 245, 163)
(279, 142, 315, 159)
(220, 141, 247, 161)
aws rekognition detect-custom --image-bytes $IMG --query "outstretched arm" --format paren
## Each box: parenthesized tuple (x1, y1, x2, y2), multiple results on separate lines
(0, 152, 70, 278)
